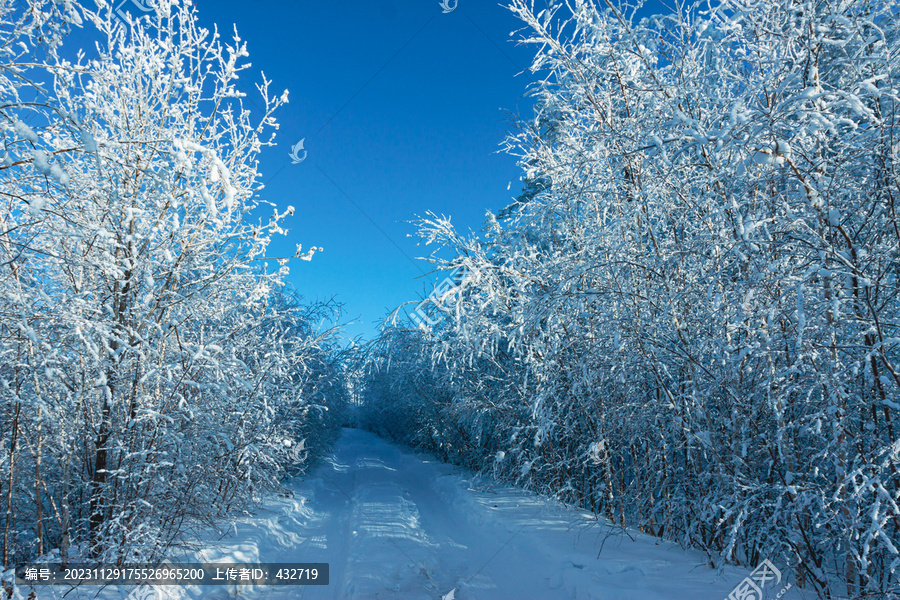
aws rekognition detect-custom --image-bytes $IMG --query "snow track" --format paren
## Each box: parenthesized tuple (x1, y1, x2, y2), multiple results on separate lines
(42, 429, 808, 600)
(177, 429, 808, 600)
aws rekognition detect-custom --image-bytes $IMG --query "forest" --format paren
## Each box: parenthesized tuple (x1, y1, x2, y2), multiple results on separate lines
(0, 0, 898, 598)
(360, 0, 900, 598)
(0, 0, 348, 569)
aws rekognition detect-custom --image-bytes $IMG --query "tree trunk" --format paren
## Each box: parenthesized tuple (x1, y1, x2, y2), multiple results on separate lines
(3, 401, 19, 567)
(89, 388, 112, 558)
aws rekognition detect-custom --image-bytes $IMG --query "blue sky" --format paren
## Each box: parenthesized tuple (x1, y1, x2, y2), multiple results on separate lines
(187, 0, 539, 342)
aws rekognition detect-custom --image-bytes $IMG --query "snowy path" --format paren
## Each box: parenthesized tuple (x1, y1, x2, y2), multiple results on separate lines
(170, 429, 807, 600)
(38, 428, 808, 600)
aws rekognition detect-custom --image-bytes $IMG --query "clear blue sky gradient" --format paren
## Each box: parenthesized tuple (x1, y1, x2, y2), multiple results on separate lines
(189, 0, 542, 342)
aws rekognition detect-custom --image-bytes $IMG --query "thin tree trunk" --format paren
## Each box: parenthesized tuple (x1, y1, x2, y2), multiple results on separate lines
(89, 388, 112, 558)
(33, 410, 42, 557)
(3, 402, 19, 567)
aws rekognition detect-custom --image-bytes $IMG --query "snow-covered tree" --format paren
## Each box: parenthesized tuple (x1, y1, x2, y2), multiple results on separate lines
(362, 0, 900, 597)
(0, 0, 346, 566)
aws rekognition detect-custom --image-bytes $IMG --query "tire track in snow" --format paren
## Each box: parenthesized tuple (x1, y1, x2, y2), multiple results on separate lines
(135, 429, 809, 600)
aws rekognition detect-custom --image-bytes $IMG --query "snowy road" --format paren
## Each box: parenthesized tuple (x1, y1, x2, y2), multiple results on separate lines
(33, 428, 808, 600)
(170, 429, 805, 600)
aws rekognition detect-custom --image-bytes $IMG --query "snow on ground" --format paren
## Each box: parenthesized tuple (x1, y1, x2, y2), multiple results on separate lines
(27, 428, 811, 600)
